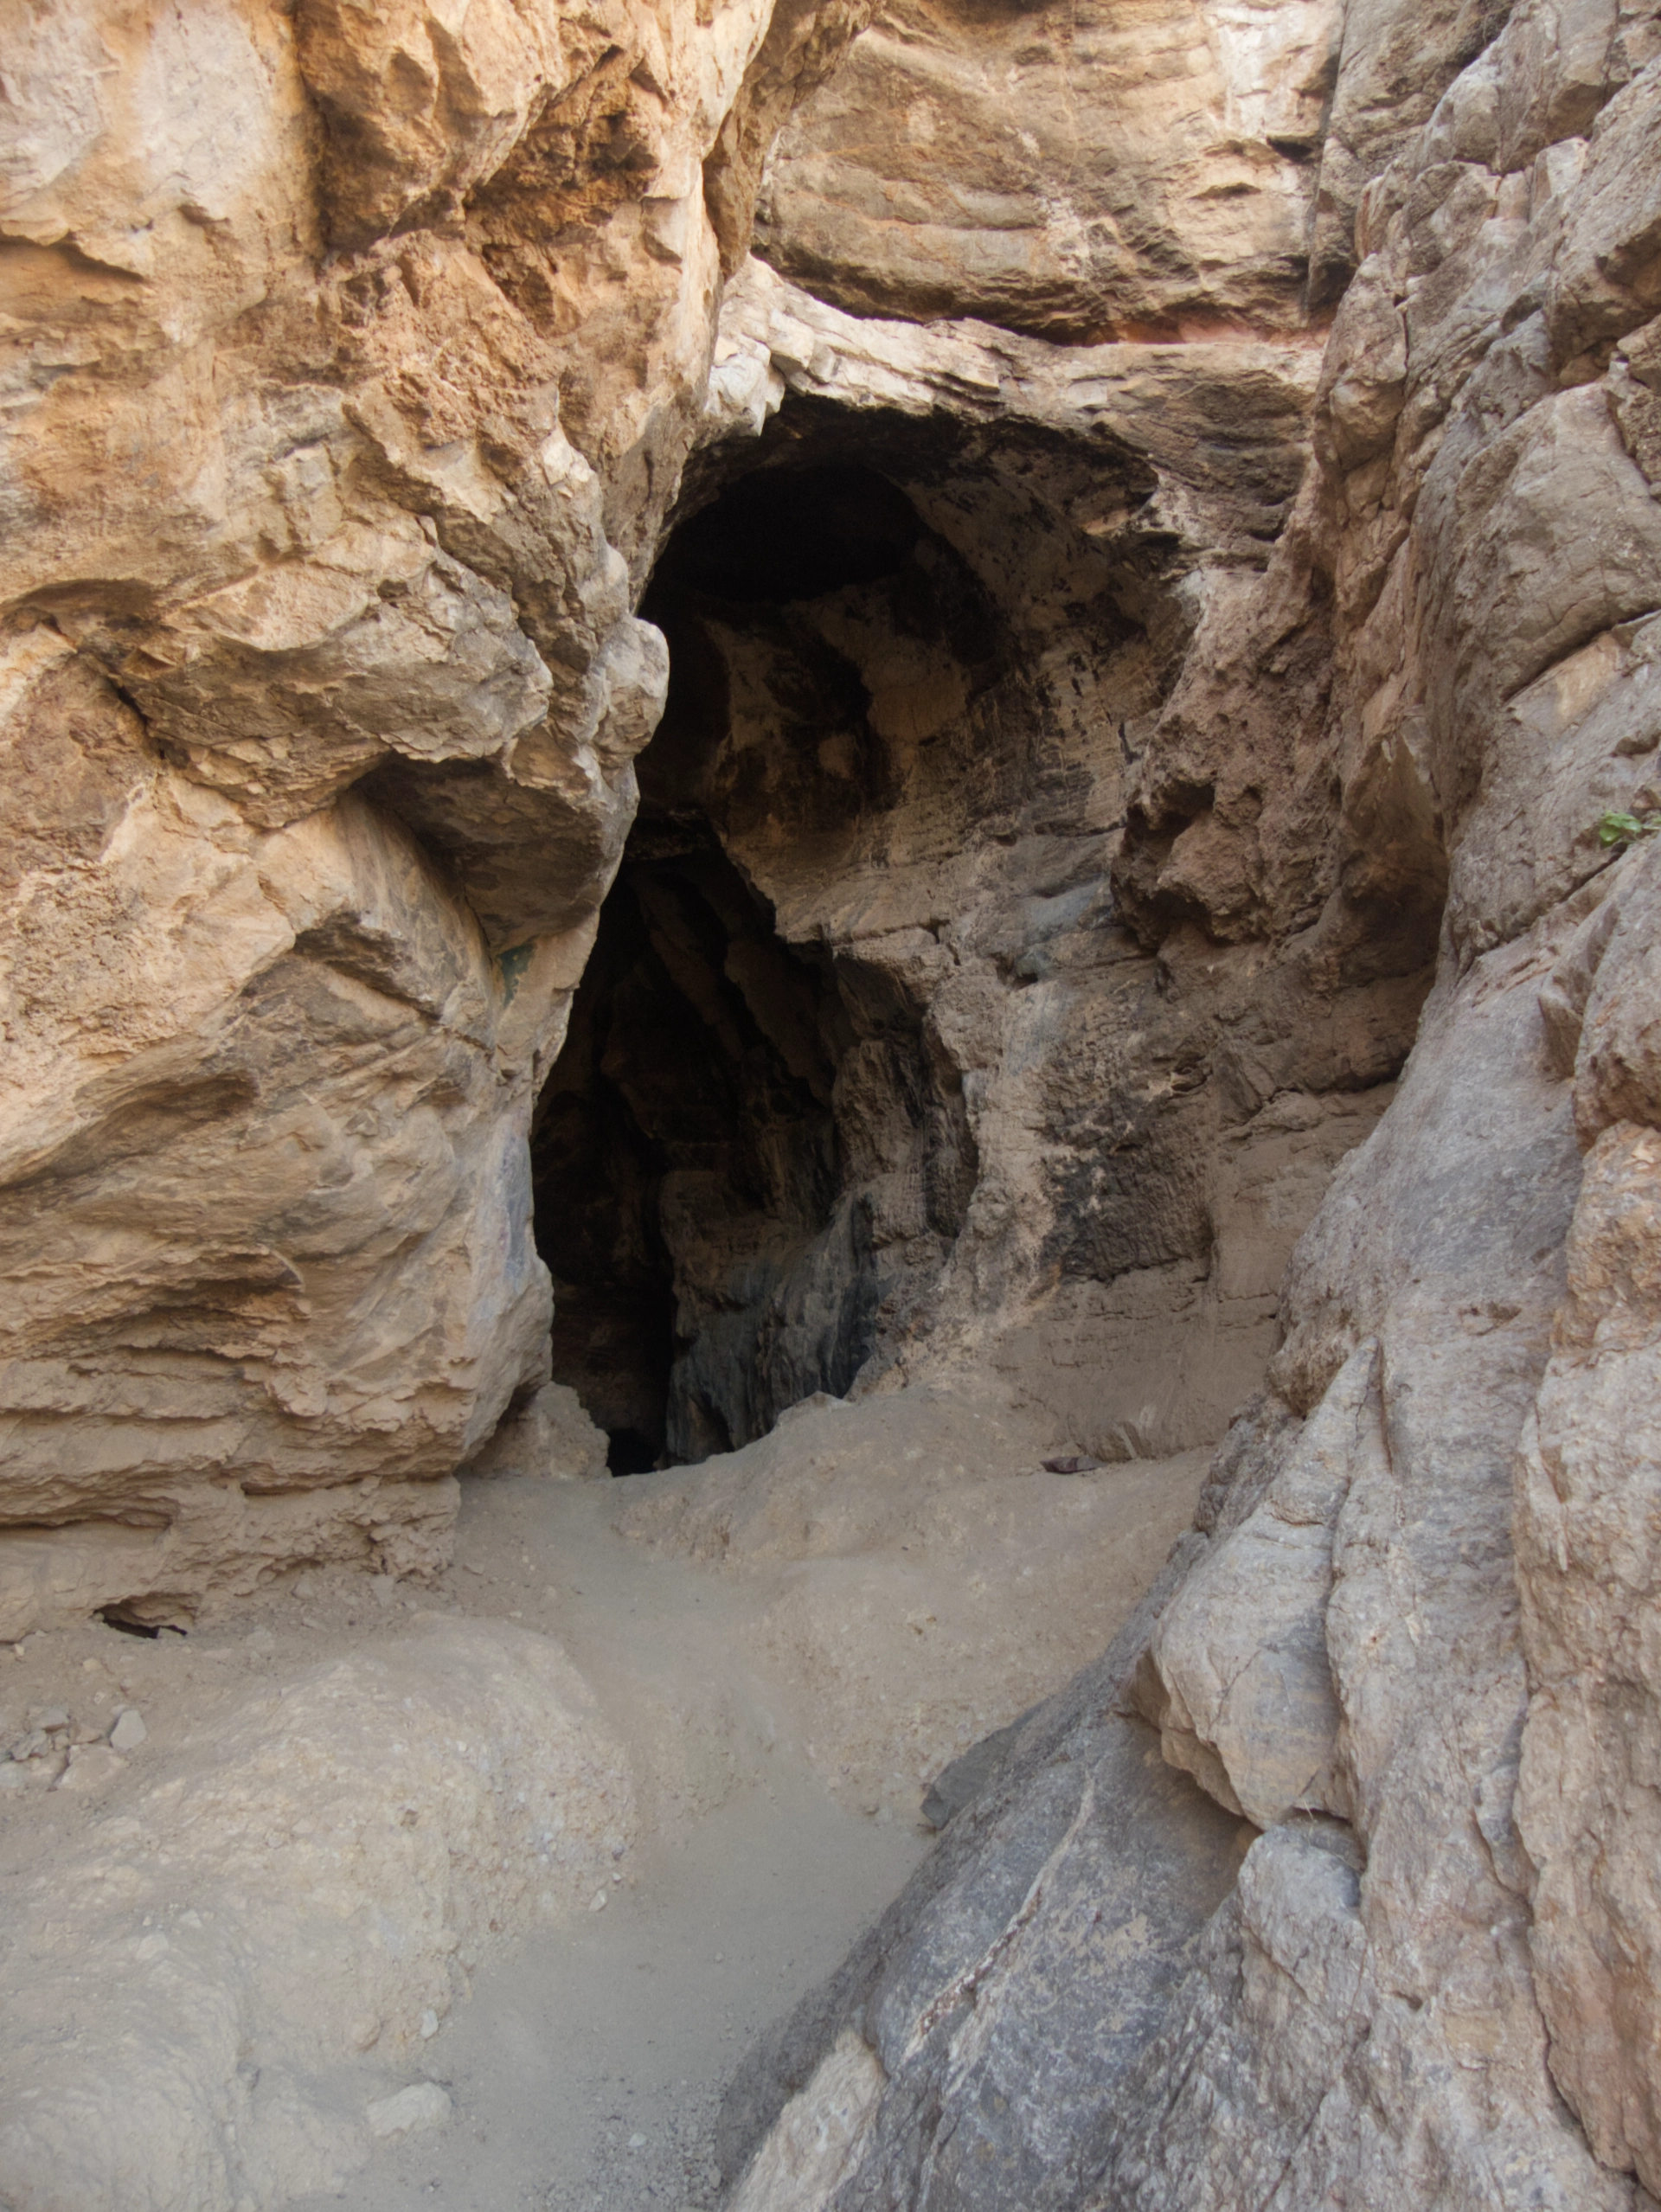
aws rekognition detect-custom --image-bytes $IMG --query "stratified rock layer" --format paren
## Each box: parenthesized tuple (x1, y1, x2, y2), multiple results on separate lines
(0, 0, 874, 1629)
(754, 0, 1340, 337)
(1, 0, 1405, 1620)
(5, 0, 1661, 2203)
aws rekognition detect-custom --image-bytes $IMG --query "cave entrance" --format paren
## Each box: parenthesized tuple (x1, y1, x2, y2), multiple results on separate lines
(529, 824, 863, 1473)
(529, 459, 984, 1471)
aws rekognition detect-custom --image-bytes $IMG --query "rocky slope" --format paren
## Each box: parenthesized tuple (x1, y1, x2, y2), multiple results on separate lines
(3, 0, 1661, 2205)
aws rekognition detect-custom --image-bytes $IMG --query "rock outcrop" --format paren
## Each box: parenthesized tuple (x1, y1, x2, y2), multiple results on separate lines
(0, 0, 872, 1630)
(712, 0, 1661, 2205)
(536, 259, 1419, 1464)
(752, 0, 1340, 337)
(1, 0, 1410, 1601)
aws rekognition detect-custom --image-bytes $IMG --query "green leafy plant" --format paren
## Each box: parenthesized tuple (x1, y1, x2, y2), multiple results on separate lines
(1597, 808, 1661, 847)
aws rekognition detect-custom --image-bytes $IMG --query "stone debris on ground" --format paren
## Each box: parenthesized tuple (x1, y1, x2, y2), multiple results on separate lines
(0, 1391, 1198, 2210)
(364, 2081, 452, 2139)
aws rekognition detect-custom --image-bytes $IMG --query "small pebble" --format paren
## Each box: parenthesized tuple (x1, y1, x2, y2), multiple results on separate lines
(366, 2082, 451, 2139)
(588, 1889, 608, 1914)
(55, 1745, 125, 1793)
(629, 2133, 647, 2150)
(419, 2008, 439, 2040)
(108, 1709, 147, 1754)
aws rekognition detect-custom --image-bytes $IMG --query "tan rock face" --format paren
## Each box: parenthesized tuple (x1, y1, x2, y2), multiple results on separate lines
(531, 260, 1416, 1467)
(754, 0, 1342, 338)
(715, 1, 1661, 2208)
(0, 0, 1419, 1625)
(9, 0, 1661, 2202)
(0, 0, 875, 1630)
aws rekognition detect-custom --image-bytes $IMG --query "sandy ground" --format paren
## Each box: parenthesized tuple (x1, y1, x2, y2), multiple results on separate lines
(0, 1386, 1209, 2211)
(292, 1776, 925, 2212)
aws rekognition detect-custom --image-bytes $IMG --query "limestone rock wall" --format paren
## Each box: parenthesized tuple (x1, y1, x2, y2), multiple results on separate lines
(8, 0, 1661, 2199)
(0, 0, 874, 1631)
(715, 0, 1661, 2203)
(529, 259, 1422, 1468)
(753, 0, 1342, 337)
(0, 0, 1421, 1614)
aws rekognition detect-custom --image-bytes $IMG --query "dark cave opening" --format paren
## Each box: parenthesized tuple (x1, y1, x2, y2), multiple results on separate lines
(650, 461, 923, 604)
(529, 824, 869, 1471)
(529, 456, 985, 1471)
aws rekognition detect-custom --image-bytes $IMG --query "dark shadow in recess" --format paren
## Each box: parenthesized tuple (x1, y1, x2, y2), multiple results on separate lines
(531, 451, 988, 1473)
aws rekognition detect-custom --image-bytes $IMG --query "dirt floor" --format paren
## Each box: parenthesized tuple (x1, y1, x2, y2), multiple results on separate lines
(0, 1385, 1209, 2212)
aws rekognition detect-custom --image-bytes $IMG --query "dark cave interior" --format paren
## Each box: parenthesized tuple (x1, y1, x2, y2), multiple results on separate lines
(529, 458, 984, 1471)
(530, 825, 860, 1473)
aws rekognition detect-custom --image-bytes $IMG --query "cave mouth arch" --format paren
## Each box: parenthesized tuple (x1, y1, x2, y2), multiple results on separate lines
(529, 405, 1177, 1472)
(530, 823, 876, 1473)
(529, 457, 988, 1473)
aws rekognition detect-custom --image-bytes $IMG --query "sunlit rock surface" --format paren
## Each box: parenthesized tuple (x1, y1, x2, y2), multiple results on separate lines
(0, 0, 869, 1628)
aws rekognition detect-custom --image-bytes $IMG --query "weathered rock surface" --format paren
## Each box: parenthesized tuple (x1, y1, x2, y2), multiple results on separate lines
(715, 1561, 1252, 2209)
(1515, 839, 1661, 2192)
(754, 0, 1342, 337)
(537, 258, 1415, 1463)
(714, 0, 1661, 2208)
(461, 1379, 610, 1481)
(2, 0, 1409, 1613)
(0, 0, 875, 1628)
(7, 0, 1661, 2204)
